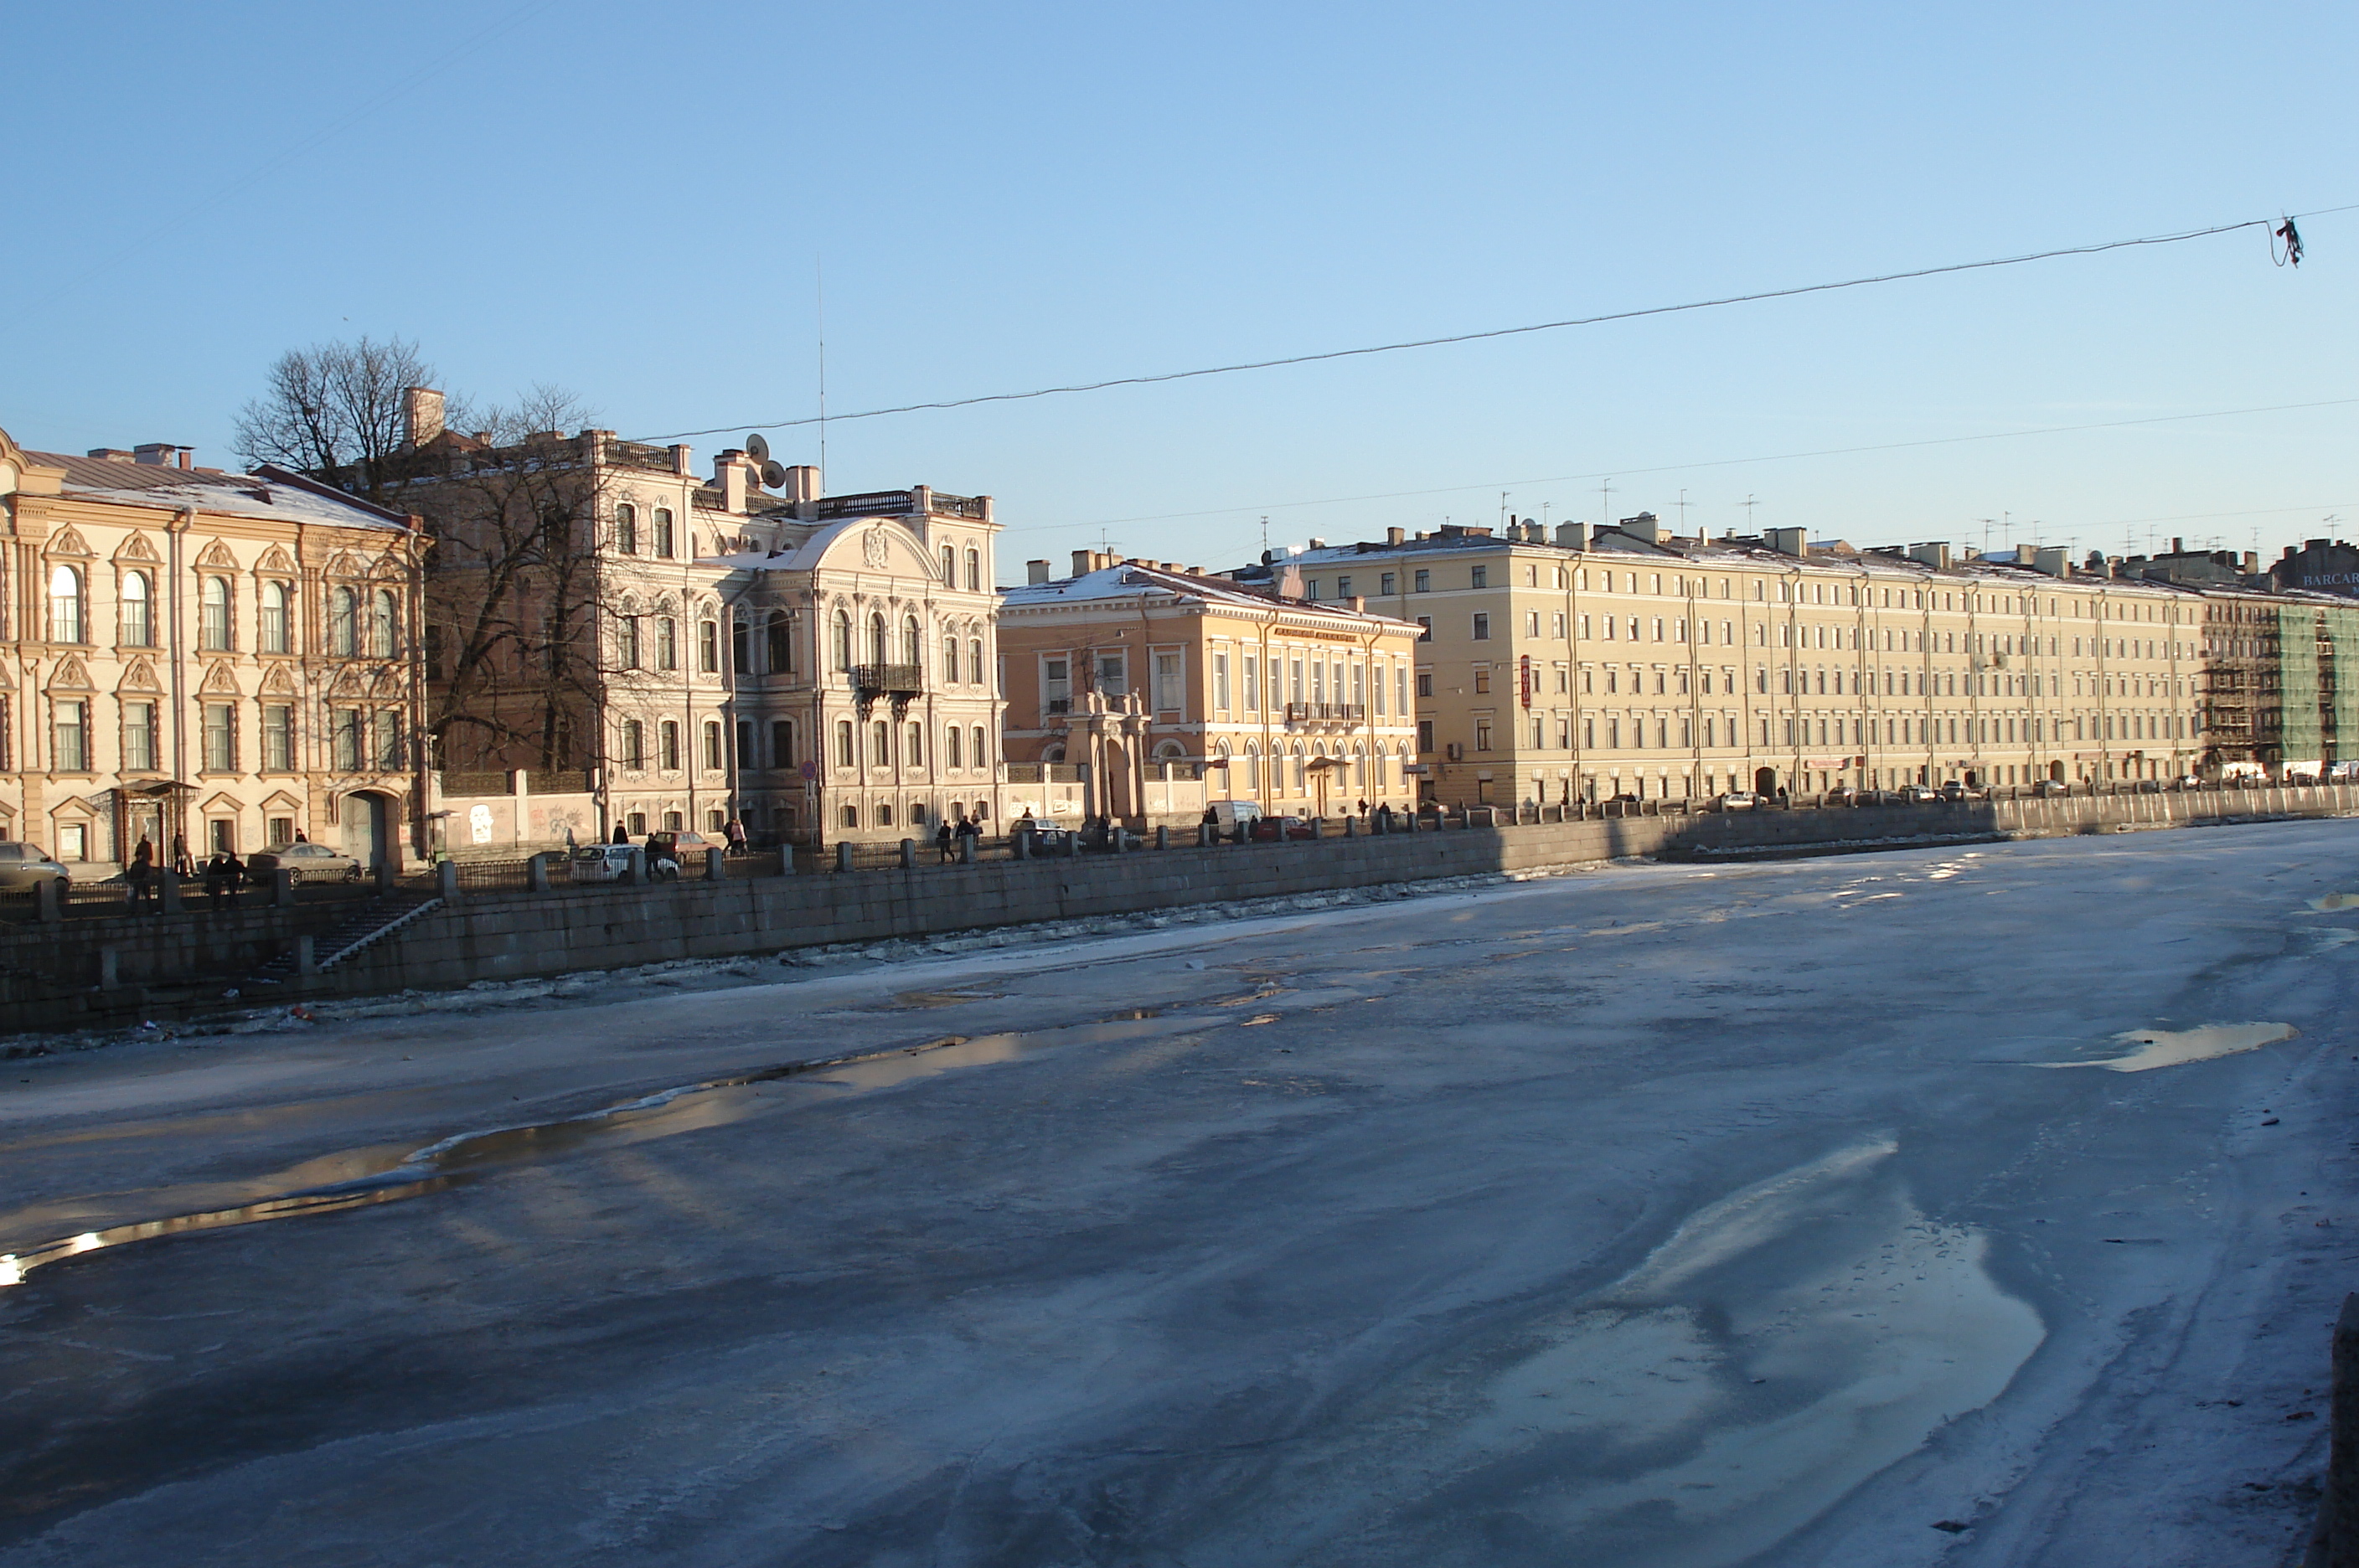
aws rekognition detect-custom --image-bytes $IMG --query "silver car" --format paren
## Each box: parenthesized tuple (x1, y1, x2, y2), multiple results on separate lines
(246, 841, 365, 885)
(0, 842, 70, 891)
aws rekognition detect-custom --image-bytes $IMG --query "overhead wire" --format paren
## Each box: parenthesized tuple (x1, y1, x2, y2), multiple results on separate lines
(633, 204, 2359, 444)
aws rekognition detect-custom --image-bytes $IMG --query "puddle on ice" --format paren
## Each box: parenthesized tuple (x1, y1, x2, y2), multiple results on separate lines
(0, 1014, 1198, 1289)
(2310, 893, 2359, 911)
(1382, 1137, 2044, 1568)
(2035, 1022, 2298, 1073)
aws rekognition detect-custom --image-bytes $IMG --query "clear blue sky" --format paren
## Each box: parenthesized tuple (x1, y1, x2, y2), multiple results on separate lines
(7, 2, 2352, 574)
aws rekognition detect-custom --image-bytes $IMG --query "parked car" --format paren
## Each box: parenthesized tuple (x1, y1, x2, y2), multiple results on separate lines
(1711, 791, 1759, 812)
(1822, 786, 1860, 807)
(569, 843, 684, 884)
(643, 830, 715, 862)
(2032, 778, 2072, 797)
(1938, 781, 1973, 802)
(1205, 799, 1263, 832)
(0, 842, 70, 891)
(1248, 815, 1319, 842)
(247, 841, 364, 884)
(1897, 785, 1940, 803)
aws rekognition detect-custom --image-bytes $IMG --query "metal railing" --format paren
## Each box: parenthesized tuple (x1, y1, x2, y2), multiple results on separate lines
(602, 439, 680, 473)
(1284, 702, 1365, 725)
(852, 663, 924, 695)
(815, 490, 916, 518)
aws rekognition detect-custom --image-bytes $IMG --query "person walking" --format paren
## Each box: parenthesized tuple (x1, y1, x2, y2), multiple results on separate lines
(612, 823, 629, 844)
(126, 837, 155, 908)
(935, 818, 956, 864)
(202, 848, 243, 912)
(724, 818, 748, 856)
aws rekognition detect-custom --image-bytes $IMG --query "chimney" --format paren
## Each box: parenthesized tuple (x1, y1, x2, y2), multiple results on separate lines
(1621, 512, 1662, 544)
(1767, 526, 1808, 557)
(1906, 541, 1951, 570)
(1308, 537, 1327, 549)
(402, 387, 446, 451)
(713, 450, 749, 513)
(132, 443, 181, 467)
(2033, 546, 2067, 577)
(2245, 551, 2261, 575)
(1386, 527, 1405, 546)
(2171, 536, 2185, 554)
(86, 448, 134, 462)
(670, 444, 693, 477)
(1026, 560, 1051, 585)
(1073, 549, 1095, 577)
(1554, 523, 1582, 547)
(1345, 596, 1365, 612)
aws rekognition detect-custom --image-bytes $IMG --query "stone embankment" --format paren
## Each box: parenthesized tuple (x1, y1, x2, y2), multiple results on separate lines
(6, 786, 2354, 1034)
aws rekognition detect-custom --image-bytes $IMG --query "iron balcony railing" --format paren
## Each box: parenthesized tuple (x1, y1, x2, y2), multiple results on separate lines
(1284, 702, 1365, 725)
(852, 663, 924, 695)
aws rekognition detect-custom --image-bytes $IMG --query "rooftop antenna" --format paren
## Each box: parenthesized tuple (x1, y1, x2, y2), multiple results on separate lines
(1740, 493, 1758, 533)
(1675, 488, 1691, 534)
(815, 254, 828, 487)
(1541, 501, 1552, 534)
(1260, 516, 1270, 557)
(1599, 477, 1616, 530)
(1974, 518, 1995, 558)
(1500, 491, 1510, 530)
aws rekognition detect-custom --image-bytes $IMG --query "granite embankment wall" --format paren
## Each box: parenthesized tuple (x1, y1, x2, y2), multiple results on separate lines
(7, 785, 2356, 1034)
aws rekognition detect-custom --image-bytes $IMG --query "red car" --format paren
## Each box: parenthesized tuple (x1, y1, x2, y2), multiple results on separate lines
(1248, 815, 1319, 842)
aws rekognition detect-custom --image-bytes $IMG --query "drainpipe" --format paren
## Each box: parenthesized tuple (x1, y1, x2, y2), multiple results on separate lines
(167, 508, 192, 848)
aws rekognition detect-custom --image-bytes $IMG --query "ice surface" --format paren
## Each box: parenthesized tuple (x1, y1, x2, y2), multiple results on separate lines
(2037, 1022, 2300, 1074)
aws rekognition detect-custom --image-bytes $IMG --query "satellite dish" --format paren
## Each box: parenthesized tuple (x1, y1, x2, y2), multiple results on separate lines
(744, 432, 771, 462)
(760, 460, 789, 491)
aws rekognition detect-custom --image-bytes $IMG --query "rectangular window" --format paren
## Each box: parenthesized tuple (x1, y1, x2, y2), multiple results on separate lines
(55, 700, 88, 771)
(1304, 580, 1319, 601)
(124, 700, 157, 771)
(268, 816, 295, 847)
(1380, 572, 1396, 595)
(660, 720, 680, 771)
(622, 719, 644, 771)
(653, 509, 675, 559)
(1470, 565, 1489, 589)
(263, 704, 293, 772)
(1397, 667, 1408, 714)
(1475, 721, 1493, 750)
(1552, 612, 1567, 639)
(1417, 671, 1433, 699)
(1213, 652, 1231, 711)
(1417, 719, 1434, 751)
(335, 709, 362, 771)
(1474, 667, 1490, 695)
(204, 702, 236, 772)
(1413, 570, 1431, 593)
(1416, 616, 1432, 642)
(767, 720, 791, 769)
(1044, 657, 1071, 713)
(377, 708, 403, 769)
(1242, 656, 1259, 712)
(1097, 652, 1126, 693)
(1154, 652, 1183, 713)
(1336, 576, 1352, 596)
(1472, 613, 1490, 641)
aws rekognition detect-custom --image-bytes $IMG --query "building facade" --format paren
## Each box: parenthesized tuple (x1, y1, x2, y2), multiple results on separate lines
(999, 552, 1423, 823)
(1232, 515, 2359, 809)
(0, 426, 427, 869)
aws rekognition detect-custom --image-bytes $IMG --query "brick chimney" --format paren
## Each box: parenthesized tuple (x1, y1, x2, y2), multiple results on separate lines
(1027, 560, 1051, 585)
(402, 387, 446, 450)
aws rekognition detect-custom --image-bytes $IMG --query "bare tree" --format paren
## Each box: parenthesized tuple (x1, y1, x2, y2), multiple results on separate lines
(234, 336, 436, 503)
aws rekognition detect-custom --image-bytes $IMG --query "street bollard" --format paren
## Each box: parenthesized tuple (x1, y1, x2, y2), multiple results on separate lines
(1344, 815, 1358, 837)
(960, 833, 976, 864)
(436, 860, 461, 902)
(1199, 823, 1216, 847)
(706, 847, 726, 881)
(527, 854, 550, 893)
(1066, 829, 1081, 858)
(295, 934, 317, 976)
(273, 867, 297, 906)
(900, 838, 916, 869)
(157, 869, 183, 913)
(374, 861, 395, 895)
(624, 848, 646, 886)
(34, 878, 62, 922)
(1156, 824, 1170, 850)
(1014, 831, 1030, 859)
(97, 946, 121, 988)
(835, 842, 854, 873)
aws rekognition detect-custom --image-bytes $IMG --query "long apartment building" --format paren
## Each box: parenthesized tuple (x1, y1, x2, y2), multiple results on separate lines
(1231, 515, 2359, 809)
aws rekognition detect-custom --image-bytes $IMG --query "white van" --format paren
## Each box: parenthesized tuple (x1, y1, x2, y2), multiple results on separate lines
(1205, 799, 1263, 831)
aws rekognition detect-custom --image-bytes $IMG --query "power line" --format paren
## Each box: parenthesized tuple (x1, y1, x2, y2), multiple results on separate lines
(997, 394, 2359, 536)
(633, 204, 2359, 444)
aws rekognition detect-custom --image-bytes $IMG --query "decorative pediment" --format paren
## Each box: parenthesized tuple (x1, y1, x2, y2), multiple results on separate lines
(256, 544, 297, 575)
(367, 667, 404, 698)
(261, 789, 306, 814)
(195, 539, 240, 570)
(328, 668, 366, 698)
(45, 525, 93, 559)
(259, 663, 299, 696)
(368, 554, 406, 580)
(198, 791, 243, 818)
(0, 663, 16, 692)
(323, 552, 359, 579)
(117, 657, 163, 694)
(46, 655, 93, 690)
(198, 662, 243, 696)
(112, 530, 162, 564)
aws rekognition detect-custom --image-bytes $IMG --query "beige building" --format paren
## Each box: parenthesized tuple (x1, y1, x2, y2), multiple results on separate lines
(999, 551, 1423, 823)
(1247, 516, 2251, 808)
(390, 403, 1003, 843)
(0, 425, 426, 869)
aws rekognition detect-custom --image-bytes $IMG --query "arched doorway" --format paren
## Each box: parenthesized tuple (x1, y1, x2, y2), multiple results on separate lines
(2049, 760, 2065, 782)
(341, 791, 393, 869)
(1752, 766, 1778, 795)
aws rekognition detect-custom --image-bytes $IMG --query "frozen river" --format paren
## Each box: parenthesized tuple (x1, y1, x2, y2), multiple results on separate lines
(3, 822, 2356, 1566)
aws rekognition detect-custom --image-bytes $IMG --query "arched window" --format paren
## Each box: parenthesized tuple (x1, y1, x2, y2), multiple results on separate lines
(660, 720, 680, 771)
(841, 803, 859, 828)
(329, 586, 358, 657)
(699, 619, 719, 673)
(373, 589, 399, 658)
(943, 633, 960, 683)
(615, 504, 638, 554)
(907, 721, 924, 766)
(870, 614, 888, 668)
(618, 615, 641, 669)
(835, 719, 854, 767)
(653, 508, 675, 559)
(259, 580, 290, 653)
(973, 725, 987, 771)
(972, 639, 985, 689)
(832, 611, 853, 672)
(622, 720, 645, 769)
(1353, 745, 1367, 789)
(947, 725, 963, 767)
(872, 719, 890, 764)
(964, 548, 980, 591)
(657, 616, 678, 671)
(703, 720, 722, 771)
(766, 610, 791, 673)
(901, 616, 921, 667)
(942, 545, 956, 583)
(121, 570, 153, 647)
(1293, 745, 1307, 792)
(199, 575, 231, 650)
(1243, 741, 1259, 791)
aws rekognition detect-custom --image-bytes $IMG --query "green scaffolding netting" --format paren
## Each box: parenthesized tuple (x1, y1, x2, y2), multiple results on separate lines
(2326, 606, 2359, 761)
(2279, 605, 2323, 761)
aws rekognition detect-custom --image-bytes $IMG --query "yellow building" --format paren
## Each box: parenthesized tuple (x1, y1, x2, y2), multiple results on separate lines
(0, 426, 426, 869)
(999, 551, 1422, 823)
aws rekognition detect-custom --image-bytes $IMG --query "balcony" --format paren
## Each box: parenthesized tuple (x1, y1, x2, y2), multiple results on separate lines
(1284, 702, 1365, 727)
(852, 663, 924, 696)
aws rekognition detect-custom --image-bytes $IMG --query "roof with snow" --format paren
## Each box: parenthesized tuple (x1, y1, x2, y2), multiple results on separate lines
(28, 451, 415, 531)
(1000, 561, 1420, 631)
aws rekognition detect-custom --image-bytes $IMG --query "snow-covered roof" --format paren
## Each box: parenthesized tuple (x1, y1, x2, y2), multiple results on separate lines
(29, 451, 414, 532)
(1001, 561, 1420, 631)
